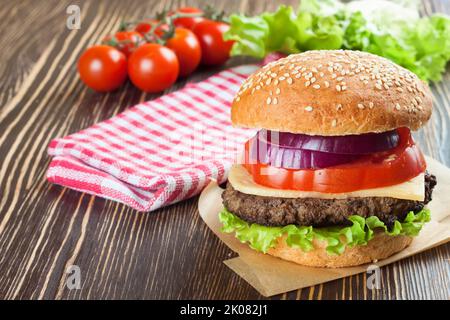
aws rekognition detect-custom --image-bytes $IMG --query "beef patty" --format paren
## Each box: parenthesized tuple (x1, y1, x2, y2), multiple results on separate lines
(222, 173, 436, 229)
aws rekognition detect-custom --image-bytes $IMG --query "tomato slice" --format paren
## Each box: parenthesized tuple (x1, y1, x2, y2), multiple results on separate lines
(243, 128, 426, 193)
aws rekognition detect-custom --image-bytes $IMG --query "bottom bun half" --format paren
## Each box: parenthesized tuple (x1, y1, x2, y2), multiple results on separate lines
(267, 232, 412, 268)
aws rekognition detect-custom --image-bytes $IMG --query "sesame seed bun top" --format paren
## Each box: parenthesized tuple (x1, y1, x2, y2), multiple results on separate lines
(231, 50, 432, 136)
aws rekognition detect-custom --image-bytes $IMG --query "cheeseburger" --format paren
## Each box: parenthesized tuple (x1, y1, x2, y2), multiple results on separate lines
(220, 50, 437, 268)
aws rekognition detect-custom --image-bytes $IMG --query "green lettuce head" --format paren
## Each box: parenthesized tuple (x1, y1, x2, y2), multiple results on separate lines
(224, 0, 450, 82)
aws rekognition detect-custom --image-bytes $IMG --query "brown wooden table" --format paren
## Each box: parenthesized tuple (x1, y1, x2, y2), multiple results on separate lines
(0, 0, 449, 300)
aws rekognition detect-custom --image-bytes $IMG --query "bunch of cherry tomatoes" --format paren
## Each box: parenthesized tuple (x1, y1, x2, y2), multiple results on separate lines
(78, 7, 234, 93)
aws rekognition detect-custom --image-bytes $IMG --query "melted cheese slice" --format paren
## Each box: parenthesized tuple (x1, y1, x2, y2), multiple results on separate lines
(228, 164, 425, 201)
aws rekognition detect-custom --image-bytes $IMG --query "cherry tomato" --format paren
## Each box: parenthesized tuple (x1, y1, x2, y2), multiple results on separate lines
(243, 128, 427, 193)
(192, 20, 234, 66)
(78, 45, 127, 92)
(165, 28, 201, 77)
(128, 43, 179, 93)
(103, 31, 143, 57)
(171, 7, 205, 30)
(135, 19, 168, 37)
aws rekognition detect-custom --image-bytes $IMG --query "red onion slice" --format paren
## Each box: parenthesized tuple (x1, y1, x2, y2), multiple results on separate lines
(259, 129, 400, 155)
(248, 135, 362, 169)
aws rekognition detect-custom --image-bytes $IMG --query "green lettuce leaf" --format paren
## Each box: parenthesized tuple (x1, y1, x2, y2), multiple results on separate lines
(295, 0, 345, 50)
(225, 0, 450, 82)
(262, 5, 301, 54)
(295, 12, 344, 50)
(219, 208, 431, 255)
(224, 6, 302, 57)
(225, 14, 269, 58)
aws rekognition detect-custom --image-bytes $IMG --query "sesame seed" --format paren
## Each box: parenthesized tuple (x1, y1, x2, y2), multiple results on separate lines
(341, 85, 347, 91)
(375, 84, 383, 90)
(319, 72, 324, 77)
(324, 81, 330, 88)
(336, 76, 344, 81)
(295, 74, 301, 79)
(275, 88, 281, 94)
(313, 84, 321, 89)
(384, 84, 389, 90)
(331, 119, 337, 127)
(358, 103, 365, 109)
(331, 73, 337, 79)
(305, 106, 313, 112)
(305, 81, 311, 87)
(235, 97, 240, 102)
(311, 77, 316, 83)
(312, 67, 318, 73)
(266, 97, 272, 105)
(266, 78, 271, 85)
(271, 73, 277, 78)
(396, 88, 403, 92)
(279, 76, 286, 81)
(336, 104, 343, 110)
(363, 80, 369, 85)
(256, 85, 261, 90)
(287, 77, 293, 85)
(274, 79, 279, 85)
(395, 103, 401, 110)
(336, 85, 341, 92)
(369, 102, 374, 109)
(272, 98, 278, 105)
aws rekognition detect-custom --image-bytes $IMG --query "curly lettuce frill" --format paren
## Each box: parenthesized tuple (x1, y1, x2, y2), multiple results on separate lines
(219, 208, 430, 255)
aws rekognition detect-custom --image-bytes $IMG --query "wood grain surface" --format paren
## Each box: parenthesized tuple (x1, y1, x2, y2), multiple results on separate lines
(0, 0, 449, 300)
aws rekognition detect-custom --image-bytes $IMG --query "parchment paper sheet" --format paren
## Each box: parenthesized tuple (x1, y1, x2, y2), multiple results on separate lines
(198, 157, 450, 297)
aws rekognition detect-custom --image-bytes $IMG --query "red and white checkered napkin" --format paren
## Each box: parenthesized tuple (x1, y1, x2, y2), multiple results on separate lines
(47, 65, 258, 211)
